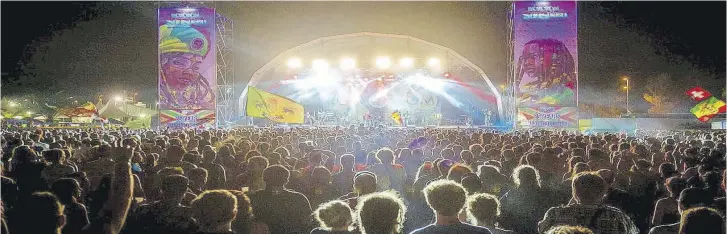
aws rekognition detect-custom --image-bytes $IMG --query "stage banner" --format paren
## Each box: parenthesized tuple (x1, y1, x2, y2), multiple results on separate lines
(246, 86, 305, 124)
(513, 1, 578, 128)
(160, 109, 216, 129)
(517, 107, 577, 128)
(158, 7, 216, 128)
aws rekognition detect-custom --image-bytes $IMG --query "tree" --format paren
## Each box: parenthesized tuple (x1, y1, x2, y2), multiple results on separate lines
(579, 103, 624, 118)
(642, 73, 678, 114)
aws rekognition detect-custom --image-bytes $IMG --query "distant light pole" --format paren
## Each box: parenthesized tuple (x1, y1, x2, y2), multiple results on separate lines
(622, 76, 630, 115)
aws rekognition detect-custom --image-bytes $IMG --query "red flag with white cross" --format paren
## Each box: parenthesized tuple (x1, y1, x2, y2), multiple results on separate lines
(685, 86, 711, 102)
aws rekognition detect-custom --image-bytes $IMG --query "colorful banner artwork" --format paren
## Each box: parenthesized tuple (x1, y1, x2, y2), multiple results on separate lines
(246, 86, 305, 124)
(160, 109, 216, 129)
(517, 107, 577, 128)
(513, 1, 578, 128)
(158, 7, 216, 128)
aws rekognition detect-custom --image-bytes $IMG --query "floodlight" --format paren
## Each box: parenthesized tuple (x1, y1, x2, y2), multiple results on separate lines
(340, 58, 356, 70)
(375, 57, 392, 69)
(287, 58, 303, 69)
(312, 59, 329, 72)
(428, 58, 440, 67)
(399, 57, 414, 68)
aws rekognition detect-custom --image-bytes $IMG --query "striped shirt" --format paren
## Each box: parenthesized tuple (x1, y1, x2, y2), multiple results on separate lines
(538, 204, 640, 234)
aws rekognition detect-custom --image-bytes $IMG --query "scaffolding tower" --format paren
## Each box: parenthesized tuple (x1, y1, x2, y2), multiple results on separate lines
(506, 2, 517, 127)
(215, 12, 235, 128)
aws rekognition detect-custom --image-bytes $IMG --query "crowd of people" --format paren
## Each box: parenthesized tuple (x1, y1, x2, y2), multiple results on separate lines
(0, 125, 725, 234)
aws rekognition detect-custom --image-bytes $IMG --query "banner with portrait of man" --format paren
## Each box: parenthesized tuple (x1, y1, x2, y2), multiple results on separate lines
(158, 7, 217, 128)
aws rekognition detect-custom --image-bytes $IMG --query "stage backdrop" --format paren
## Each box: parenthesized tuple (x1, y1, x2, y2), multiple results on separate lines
(513, 1, 578, 128)
(158, 7, 217, 129)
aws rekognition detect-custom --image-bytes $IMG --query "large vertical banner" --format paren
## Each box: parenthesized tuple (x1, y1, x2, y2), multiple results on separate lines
(513, 1, 578, 128)
(158, 8, 217, 129)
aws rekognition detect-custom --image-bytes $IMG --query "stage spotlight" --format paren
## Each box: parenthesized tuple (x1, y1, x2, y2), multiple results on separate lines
(375, 56, 392, 69)
(340, 58, 356, 70)
(443, 72, 451, 78)
(312, 59, 329, 73)
(428, 58, 440, 67)
(399, 57, 414, 68)
(287, 58, 302, 69)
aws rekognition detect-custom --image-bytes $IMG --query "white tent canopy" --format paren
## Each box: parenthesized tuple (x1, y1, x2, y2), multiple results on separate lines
(99, 101, 156, 120)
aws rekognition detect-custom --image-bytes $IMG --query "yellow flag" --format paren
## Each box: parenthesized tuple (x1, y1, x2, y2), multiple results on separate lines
(690, 96, 726, 122)
(391, 110, 403, 125)
(246, 86, 304, 124)
(81, 102, 96, 111)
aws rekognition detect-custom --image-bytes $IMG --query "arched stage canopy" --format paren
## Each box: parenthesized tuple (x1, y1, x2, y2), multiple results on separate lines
(239, 32, 504, 121)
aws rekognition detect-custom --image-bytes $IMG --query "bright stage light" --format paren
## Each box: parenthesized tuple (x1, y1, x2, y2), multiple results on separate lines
(139, 113, 147, 118)
(375, 57, 392, 69)
(287, 58, 303, 69)
(427, 58, 440, 67)
(443, 72, 451, 78)
(312, 59, 329, 73)
(114, 96, 123, 101)
(399, 57, 414, 68)
(340, 58, 356, 70)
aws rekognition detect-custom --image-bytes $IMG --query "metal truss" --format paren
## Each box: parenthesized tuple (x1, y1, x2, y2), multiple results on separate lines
(215, 12, 235, 128)
(505, 3, 518, 127)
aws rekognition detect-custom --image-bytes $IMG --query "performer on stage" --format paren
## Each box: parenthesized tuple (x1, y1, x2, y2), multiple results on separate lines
(484, 109, 492, 126)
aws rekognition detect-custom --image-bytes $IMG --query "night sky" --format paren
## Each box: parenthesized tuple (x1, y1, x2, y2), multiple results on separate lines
(2, 2, 100, 74)
(1, 1, 725, 112)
